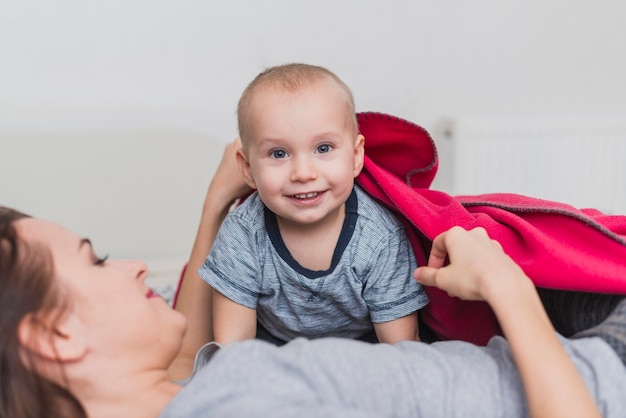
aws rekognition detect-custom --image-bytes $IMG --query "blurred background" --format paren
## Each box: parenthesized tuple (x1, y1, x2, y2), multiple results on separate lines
(2, 0, 625, 286)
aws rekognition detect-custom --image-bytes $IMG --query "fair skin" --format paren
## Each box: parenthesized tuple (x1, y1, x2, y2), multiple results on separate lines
(415, 226, 601, 418)
(212, 79, 420, 345)
(16, 217, 602, 418)
(14, 141, 601, 417)
(17, 218, 186, 418)
(169, 139, 252, 379)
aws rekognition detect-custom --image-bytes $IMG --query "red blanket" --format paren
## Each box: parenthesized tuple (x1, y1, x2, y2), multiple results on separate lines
(356, 112, 626, 345)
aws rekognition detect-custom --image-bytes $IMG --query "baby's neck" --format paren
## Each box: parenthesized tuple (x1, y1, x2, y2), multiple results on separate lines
(277, 205, 345, 271)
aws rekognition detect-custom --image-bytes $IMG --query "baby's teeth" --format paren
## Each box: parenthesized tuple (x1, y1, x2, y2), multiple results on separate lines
(295, 192, 318, 199)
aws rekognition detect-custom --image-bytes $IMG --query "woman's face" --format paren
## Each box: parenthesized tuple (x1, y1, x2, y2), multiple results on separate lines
(16, 217, 187, 366)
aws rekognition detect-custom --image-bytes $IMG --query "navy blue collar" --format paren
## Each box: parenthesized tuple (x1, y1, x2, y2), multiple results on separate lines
(264, 187, 358, 279)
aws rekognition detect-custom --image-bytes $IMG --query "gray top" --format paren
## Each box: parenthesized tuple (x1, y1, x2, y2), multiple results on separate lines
(199, 186, 427, 341)
(160, 336, 626, 417)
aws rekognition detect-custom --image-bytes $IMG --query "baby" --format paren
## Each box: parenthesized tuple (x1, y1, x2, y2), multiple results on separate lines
(199, 63, 428, 345)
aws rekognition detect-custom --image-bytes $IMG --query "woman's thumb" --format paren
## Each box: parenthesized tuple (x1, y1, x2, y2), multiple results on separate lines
(414, 266, 438, 287)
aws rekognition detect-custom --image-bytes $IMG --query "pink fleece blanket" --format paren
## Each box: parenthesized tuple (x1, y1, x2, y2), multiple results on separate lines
(356, 112, 626, 345)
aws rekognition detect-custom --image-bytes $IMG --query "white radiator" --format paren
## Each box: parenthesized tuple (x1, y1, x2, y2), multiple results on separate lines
(444, 116, 626, 215)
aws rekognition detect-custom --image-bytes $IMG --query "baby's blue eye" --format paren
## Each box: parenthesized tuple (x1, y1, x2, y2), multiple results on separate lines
(317, 144, 331, 154)
(271, 149, 287, 159)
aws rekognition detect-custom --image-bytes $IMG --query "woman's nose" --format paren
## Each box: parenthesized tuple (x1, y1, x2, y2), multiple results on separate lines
(131, 260, 149, 282)
(108, 259, 149, 282)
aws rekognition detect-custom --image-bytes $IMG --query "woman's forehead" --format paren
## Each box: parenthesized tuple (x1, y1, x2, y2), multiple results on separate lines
(16, 218, 80, 252)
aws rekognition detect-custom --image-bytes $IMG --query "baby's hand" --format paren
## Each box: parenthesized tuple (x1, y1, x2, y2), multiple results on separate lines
(414, 226, 525, 303)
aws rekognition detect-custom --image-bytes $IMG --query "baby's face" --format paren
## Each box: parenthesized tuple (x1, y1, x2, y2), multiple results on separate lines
(239, 80, 364, 227)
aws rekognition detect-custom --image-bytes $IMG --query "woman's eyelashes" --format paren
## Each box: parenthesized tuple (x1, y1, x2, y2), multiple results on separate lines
(94, 254, 109, 266)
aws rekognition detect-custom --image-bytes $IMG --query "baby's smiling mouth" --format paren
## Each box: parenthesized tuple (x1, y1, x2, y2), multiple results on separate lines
(292, 192, 322, 200)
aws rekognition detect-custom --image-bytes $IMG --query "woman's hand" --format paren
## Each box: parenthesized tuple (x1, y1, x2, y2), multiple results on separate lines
(206, 138, 253, 208)
(415, 226, 602, 418)
(414, 226, 527, 303)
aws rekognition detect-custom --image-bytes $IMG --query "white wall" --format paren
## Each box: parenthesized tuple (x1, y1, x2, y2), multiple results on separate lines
(3, 1, 626, 130)
(2, 1, 626, 275)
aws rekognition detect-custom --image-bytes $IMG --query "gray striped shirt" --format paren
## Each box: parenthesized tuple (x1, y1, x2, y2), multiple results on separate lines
(199, 186, 428, 341)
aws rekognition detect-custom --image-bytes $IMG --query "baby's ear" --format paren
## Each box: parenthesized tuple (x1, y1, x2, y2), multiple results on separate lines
(18, 313, 87, 362)
(236, 148, 258, 189)
(353, 134, 365, 177)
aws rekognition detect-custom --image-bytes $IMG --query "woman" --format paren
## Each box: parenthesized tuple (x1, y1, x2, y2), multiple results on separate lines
(1, 141, 625, 418)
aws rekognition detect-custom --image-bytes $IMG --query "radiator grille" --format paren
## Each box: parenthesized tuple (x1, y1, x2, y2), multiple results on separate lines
(447, 117, 626, 215)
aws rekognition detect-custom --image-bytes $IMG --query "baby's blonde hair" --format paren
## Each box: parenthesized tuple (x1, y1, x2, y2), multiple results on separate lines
(237, 63, 358, 147)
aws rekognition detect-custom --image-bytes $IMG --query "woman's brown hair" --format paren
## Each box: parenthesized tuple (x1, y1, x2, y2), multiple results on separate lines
(0, 206, 86, 418)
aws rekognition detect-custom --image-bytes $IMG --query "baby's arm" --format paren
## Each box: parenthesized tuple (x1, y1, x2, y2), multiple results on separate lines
(373, 313, 420, 343)
(368, 224, 423, 344)
(213, 291, 257, 344)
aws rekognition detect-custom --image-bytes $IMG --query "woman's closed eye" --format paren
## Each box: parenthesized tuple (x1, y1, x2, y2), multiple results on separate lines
(79, 238, 109, 267)
(94, 254, 109, 266)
